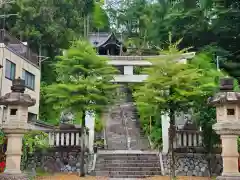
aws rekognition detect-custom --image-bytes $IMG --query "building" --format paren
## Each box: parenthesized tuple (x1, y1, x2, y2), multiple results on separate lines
(88, 32, 126, 56)
(0, 29, 40, 123)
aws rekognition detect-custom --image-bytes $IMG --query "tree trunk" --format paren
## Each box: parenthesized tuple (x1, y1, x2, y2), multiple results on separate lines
(169, 107, 176, 179)
(80, 111, 86, 177)
(84, 16, 87, 38)
(169, 86, 176, 179)
(87, 15, 90, 38)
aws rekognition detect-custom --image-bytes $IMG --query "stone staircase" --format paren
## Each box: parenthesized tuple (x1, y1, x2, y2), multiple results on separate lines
(95, 151, 162, 178)
(94, 88, 162, 178)
(105, 106, 127, 150)
(122, 102, 150, 150)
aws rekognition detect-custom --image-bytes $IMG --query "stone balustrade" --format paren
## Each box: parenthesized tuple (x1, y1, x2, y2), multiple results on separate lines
(47, 129, 82, 147)
(175, 129, 202, 148)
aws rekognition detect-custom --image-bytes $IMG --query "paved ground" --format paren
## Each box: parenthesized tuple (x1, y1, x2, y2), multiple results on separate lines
(36, 174, 213, 180)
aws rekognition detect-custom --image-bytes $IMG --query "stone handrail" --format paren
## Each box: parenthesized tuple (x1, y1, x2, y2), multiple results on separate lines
(159, 152, 165, 175)
(47, 129, 81, 147)
(88, 153, 97, 173)
(175, 129, 202, 148)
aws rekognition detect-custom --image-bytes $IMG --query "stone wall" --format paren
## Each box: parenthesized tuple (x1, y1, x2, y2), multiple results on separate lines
(162, 153, 222, 177)
(25, 148, 89, 174)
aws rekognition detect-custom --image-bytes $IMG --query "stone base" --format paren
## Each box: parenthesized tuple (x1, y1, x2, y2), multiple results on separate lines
(0, 173, 30, 180)
(217, 175, 240, 180)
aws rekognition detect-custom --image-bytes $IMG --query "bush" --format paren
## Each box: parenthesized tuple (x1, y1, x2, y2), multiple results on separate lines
(94, 115, 104, 133)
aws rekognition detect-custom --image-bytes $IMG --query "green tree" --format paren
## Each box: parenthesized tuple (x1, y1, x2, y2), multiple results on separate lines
(133, 38, 222, 178)
(22, 131, 49, 171)
(44, 40, 118, 176)
(92, 1, 110, 32)
(108, 0, 240, 83)
(0, 0, 110, 122)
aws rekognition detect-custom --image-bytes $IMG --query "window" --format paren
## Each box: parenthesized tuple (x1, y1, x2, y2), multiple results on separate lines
(227, 109, 235, 115)
(28, 112, 37, 122)
(22, 69, 35, 90)
(10, 109, 17, 115)
(5, 59, 16, 80)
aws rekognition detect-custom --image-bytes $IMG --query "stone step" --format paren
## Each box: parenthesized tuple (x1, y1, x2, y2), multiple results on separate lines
(106, 148, 128, 150)
(98, 150, 158, 154)
(100, 175, 161, 178)
(107, 138, 127, 144)
(107, 137, 126, 139)
(96, 160, 160, 164)
(107, 138, 127, 141)
(95, 162, 160, 167)
(95, 171, 162, 176)
(107, 135, 126, 137)
(95, 167, 161, 171)
(106, 142, 127, 144)
(98, 154, 158, 158)
(97, 157, 158, 161)
(107, 140, 127, 143)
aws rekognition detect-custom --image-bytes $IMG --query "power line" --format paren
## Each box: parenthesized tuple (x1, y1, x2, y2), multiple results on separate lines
(217, 49, 240, 59)
(216, 49, 240, 71)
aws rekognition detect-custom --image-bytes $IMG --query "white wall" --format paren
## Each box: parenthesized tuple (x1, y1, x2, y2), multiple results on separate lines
(0, 45, 40, 122)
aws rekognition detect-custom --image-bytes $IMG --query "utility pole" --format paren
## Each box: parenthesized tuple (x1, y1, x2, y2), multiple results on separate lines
(0, 0, 17, 29)
(38, 40, 49, 81)
(0, 0, 15, 7)
(216, 56, 220, 71)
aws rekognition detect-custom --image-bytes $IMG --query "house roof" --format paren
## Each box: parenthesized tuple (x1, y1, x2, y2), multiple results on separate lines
(0, 29, 39, 67)
(88, 32, 123, 48)
(30, 120, 55, 129)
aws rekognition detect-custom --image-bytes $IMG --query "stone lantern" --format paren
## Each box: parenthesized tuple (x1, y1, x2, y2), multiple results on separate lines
(209, 77, 240, 180)
(0, 77, 35, 180)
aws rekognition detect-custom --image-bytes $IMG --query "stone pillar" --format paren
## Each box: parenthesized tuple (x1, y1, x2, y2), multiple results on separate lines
(209, 77, 240, 180)
(221, 135, 239, 175)
(124, 66, 133, 75)
(0, 77, 36, 180)
(161, 113, 170, 154)
(85, 111, 95, 153)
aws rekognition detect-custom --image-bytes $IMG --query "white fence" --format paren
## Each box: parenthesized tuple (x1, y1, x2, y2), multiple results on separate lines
(47, 129, 89, 148)
(175, 130, 202, 148)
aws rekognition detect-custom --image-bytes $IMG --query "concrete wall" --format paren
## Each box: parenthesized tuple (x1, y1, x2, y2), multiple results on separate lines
(0, 45, 40, 121)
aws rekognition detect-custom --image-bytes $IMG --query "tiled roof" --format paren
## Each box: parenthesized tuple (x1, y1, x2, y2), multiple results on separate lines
(88, 32, 123, 47)
(0, 29, 39, 67)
